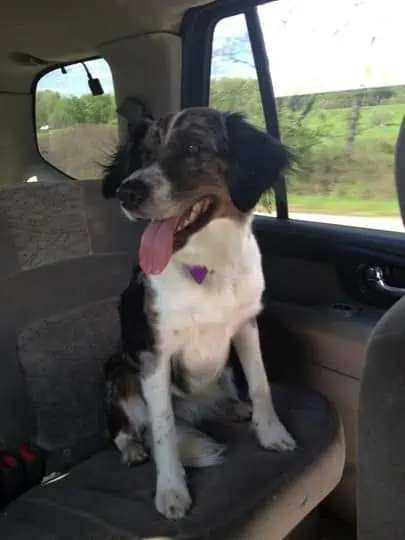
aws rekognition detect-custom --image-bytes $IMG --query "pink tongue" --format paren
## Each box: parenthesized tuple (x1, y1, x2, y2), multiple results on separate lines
(139, 217, 179, 274)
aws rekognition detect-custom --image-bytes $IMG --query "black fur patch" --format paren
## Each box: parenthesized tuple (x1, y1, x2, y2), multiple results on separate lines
(101, 107, 293, 217)
(225, 112, 292, 212)
(102, 119, 151, 198)
(118, 267, 155, 360)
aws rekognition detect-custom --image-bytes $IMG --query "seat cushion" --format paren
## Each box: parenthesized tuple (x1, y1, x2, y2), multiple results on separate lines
(18, 298, 120, 452)
(0, 386, 343, 540)
(0, 181, 136, 451)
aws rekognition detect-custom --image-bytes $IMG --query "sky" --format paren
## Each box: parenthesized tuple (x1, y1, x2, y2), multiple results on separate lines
(38, 0, 405, 98)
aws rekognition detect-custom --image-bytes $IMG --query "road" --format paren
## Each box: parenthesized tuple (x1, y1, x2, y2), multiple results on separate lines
(258, 212, 405, 233)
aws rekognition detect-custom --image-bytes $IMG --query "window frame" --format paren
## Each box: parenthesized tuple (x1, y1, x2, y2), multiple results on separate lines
(32, 55, 116, 181)
(181, 0, 288, 218)
(182, 0, 405, 234)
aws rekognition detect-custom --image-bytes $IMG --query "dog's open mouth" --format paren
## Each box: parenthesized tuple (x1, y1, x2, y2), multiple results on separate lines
(139, 196, 216, 275)
(175, 196, 215, 236)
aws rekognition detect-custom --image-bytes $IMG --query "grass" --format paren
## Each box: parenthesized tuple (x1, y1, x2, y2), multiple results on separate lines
(306, 103, 404, 139)
(287, 103, 402, 159)
(279, 102, 402, 202)
(35, 103, 404, 218)
(37, 123, 117, 180)
(257, 195, 400, 216)
(286, 195, 400, 216)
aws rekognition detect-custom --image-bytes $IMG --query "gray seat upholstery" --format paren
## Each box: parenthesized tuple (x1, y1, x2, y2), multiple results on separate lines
(0, 180, 344, 539)
(0, 181, 138, 455)
(358, 296, 405, 540)
(1, 388, 343, 540)
(357, 114, 405, 540)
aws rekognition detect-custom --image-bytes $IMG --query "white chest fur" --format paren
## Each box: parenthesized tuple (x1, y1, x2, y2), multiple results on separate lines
(148, 218, 264, 389)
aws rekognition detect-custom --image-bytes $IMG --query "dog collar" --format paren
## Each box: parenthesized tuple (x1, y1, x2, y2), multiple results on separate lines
(186, 265, 209, 284)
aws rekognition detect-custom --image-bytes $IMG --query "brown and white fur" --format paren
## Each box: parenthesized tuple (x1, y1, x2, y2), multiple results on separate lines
(102, 107, 296, 520)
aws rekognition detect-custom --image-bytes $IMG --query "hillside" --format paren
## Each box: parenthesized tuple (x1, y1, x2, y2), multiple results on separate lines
(36, 81, 405, 215)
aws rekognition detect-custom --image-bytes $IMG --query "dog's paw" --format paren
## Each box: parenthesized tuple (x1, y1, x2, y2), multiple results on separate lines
(255, 419, 296, 452)
(155, 478, 191, 519)
(121, 440, 149, 466)
(226, 400, 252, 422)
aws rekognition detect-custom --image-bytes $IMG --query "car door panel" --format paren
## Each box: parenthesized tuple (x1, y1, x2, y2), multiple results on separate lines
(254, 216, 405, 522)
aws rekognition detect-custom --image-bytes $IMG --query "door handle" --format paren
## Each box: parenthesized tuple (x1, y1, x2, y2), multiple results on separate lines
(366, 266, 405, 297)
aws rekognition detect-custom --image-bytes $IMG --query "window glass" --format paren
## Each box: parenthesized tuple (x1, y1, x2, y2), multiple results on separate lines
(210, 15, 274, 214)
(260, 0, 405, 232)
(210, 1, 405, 233)
(36, 58, 117, 180)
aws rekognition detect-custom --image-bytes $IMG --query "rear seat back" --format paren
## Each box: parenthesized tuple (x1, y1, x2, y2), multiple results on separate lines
(0, 180, 140, 456)
(0, 180, 346, 540)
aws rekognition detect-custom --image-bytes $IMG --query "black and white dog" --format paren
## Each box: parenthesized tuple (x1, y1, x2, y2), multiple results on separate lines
(102, 107, 296, 519)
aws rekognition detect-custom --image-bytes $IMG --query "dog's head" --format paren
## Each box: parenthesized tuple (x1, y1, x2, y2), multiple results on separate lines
(102, 107, 291, 271)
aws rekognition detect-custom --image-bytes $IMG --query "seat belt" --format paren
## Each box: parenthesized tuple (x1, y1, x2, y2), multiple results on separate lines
(0, 443, 45, 509)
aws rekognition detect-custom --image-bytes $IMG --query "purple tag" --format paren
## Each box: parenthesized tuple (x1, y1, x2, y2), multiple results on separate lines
(187, 265, 208, 284)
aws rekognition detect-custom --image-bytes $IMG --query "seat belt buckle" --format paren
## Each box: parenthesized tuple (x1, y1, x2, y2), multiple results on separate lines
(0, 452, 23, 507)
(18, 443, 45, 490)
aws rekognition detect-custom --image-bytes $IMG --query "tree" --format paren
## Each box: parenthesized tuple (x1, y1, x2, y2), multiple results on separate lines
(210, 78, 265, 128)
(36, 90, 61, 128)
(211, 32, 325, 190)
(36, 90, 117, 129)
(347, 91, 363, 156)
(213, 35, 254, 71)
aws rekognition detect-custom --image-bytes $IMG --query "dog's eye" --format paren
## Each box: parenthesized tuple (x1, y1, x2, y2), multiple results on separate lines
(187, 144, 200, 155)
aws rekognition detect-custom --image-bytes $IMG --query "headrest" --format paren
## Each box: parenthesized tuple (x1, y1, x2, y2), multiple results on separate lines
(116, 97, 152, 128)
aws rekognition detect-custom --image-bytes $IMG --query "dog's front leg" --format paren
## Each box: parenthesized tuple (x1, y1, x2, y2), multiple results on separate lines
(233, 319, 296, 451)
(141, 352, 191, 519)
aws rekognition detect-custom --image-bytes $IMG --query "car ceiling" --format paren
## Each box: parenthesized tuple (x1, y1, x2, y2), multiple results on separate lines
(0, 0, 214, 91)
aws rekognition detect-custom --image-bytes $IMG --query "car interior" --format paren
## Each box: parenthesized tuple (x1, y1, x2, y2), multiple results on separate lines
(1, 0, 405, 538)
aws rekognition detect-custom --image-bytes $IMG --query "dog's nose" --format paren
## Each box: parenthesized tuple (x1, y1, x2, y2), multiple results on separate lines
(117, 179, 149, 209)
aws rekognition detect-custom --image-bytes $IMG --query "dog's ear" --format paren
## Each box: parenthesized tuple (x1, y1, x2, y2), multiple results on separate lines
(225, 112, 292, 212)
(102, 118, 151, 199)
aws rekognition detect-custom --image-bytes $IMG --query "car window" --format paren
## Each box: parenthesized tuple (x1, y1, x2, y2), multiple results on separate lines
(210, 13, 275, 214)
(210, 0, 405, 233)
(35, 58, 117, 180)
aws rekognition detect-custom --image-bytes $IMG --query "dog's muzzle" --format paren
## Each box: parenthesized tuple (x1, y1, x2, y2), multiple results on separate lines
(117, 178, 149, 211)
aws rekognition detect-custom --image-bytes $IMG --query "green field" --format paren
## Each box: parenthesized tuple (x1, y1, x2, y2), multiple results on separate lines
(306, 103, 403, 144)
(263, 195, 400, 216)
(278, 102, 401, 207)
(257, 102, 401, 215)
(36, 85, 405, 217)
